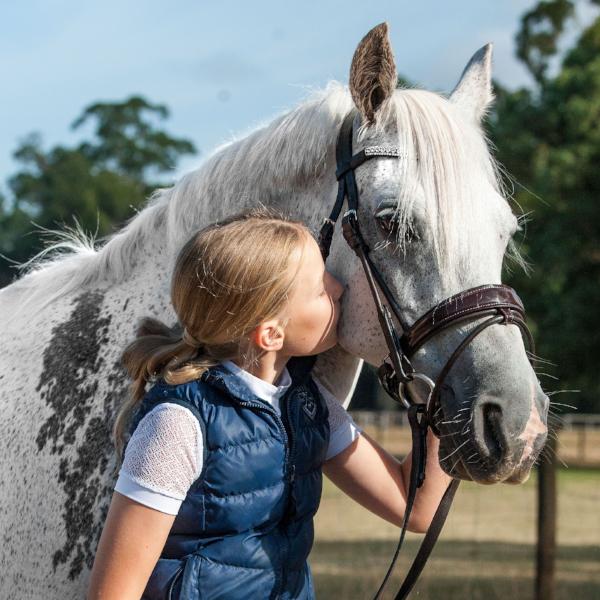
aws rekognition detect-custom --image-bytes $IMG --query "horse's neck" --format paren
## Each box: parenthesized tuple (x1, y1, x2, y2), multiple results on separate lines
(4, 121, 335, 324)
(106, 171, 325, 290)
(174, 162, 332, 244)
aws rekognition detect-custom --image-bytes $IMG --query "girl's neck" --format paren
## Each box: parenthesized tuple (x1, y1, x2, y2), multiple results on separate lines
(231, 351, 291, 386)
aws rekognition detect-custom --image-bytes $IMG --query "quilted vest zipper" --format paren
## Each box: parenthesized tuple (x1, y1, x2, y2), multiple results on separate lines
(279, 391, 297, 597)
(167, 565, 184, 600)
(280, 391, 297, 511)
(233, 393, 296, 599)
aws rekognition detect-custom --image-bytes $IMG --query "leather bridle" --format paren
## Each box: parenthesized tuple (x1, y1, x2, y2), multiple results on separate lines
(318, 110, 535, 599)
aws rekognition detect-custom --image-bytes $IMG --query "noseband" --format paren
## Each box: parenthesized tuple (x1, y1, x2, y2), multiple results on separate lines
(318, 110, 535, 599)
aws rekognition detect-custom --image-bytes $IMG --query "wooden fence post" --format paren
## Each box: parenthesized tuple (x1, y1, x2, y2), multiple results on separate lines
(535, 425, 560, 600)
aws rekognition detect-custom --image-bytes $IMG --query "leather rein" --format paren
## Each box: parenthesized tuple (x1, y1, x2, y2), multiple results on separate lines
(317, 110, 535, 599)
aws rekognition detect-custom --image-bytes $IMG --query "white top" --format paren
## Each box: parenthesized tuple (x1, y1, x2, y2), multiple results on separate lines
(114, 360, 362, 514)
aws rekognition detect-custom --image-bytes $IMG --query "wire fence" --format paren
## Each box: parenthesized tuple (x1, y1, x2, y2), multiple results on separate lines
(349, 411, 600, 467)
(313, 411, 600, 598)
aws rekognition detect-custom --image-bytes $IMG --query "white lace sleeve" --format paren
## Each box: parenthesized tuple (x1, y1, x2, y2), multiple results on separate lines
(114, 403, 203, 515)
(314, 378, 362, 460)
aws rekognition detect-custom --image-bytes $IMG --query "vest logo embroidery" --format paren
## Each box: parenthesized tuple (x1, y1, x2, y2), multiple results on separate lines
(301, 390, 317, 420)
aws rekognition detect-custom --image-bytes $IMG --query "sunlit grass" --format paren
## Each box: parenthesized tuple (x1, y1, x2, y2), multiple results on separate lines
(312, 468, 600, 599)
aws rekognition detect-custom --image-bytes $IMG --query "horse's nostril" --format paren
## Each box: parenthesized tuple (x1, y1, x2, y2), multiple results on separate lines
(475, 402, 507, 464)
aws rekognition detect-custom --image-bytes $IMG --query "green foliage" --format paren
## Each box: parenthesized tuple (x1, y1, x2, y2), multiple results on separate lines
(489, 0, 600, 412)
(72, 96, 195, 182)
(0, 96, 196, 287)
(516, 0, 575, 85)
(397, 75, 417, 89)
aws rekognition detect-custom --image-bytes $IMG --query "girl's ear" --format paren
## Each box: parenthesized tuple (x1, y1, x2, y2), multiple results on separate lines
(252, 320, 285, 352)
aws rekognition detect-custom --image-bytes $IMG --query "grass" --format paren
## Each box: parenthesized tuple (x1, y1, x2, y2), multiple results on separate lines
(311, 468, 600, 599)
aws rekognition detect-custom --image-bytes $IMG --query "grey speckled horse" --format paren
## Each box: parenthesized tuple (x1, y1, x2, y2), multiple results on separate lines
(0, 24, 547, 599)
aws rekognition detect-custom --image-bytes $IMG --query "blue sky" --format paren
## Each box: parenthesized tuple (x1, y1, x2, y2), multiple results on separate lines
(0, 1, 594, 195)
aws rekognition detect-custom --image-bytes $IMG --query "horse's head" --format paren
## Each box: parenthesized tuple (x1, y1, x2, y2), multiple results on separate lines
(333, 24, 548, 484)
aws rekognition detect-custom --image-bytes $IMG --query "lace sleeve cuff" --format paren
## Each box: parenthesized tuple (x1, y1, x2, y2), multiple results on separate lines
(114, 471, 184, 515)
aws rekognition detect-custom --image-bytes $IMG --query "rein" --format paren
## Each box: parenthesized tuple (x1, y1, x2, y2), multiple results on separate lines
(318, 110, 535, 599)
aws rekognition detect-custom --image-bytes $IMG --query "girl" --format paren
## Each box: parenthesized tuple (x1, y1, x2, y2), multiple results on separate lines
(88, 207, 451, 600)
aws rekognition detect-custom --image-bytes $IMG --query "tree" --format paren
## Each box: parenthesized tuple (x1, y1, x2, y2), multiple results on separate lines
(516, 0, 576, 85)
(489, 0, 600, 412)
(0, 96, 196, 287)
(72, 96, 195, 185)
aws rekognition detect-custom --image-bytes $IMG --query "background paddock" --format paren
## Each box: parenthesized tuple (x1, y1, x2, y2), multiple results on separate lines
(313, 413, 600, 599)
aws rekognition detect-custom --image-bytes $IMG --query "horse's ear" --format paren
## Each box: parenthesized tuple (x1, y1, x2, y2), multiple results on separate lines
(449, 44, 495, 123)
(349, 22, 397, 125)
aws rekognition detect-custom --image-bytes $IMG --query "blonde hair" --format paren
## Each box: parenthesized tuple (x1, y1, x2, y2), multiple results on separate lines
(113, 206, 311, 461)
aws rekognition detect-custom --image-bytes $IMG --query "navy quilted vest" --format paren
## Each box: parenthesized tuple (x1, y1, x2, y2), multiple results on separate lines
(126, 355, 330, 600)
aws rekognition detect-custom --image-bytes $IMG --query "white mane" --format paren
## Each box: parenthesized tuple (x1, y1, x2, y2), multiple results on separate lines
(3, 81, 513, 315)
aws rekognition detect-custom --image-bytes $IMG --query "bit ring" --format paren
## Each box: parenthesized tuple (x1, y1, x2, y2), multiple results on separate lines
(399, 372, 435, 410)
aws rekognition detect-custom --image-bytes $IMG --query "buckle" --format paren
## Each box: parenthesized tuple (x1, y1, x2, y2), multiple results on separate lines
(378, 361, 406, 407)
(399, 372, 436, 412)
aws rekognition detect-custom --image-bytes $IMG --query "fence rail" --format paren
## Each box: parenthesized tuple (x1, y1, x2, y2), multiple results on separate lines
(559, 413, 600, 428)
(349, 411, 600, 467)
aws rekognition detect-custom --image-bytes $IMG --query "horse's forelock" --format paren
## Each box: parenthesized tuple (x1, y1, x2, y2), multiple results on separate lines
(384, 88, 510, 277)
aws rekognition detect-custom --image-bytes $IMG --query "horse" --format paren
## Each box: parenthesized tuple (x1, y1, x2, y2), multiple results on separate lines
(0, 23, 548, 598)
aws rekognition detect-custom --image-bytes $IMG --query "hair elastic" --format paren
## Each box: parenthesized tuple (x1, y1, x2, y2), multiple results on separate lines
(182, 328, 203, 348)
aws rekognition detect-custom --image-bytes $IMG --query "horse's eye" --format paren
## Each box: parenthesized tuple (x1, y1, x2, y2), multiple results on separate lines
(376, 214, 394, 235)
(376, 215, 420, 243)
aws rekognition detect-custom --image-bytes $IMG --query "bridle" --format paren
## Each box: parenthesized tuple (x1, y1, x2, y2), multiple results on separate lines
(318, 109, 535, 599)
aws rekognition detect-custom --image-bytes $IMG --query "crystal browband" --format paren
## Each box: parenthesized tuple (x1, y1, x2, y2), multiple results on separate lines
(364, 145, 402, 157)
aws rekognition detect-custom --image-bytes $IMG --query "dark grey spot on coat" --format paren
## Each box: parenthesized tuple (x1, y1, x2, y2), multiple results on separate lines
(35, 291, 127, 579)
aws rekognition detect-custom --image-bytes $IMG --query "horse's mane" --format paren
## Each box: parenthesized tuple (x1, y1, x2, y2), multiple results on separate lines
(2, 81, 516, 316)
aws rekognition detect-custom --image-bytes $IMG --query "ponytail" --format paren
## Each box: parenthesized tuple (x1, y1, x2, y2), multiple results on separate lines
(113, 317, 238, 463)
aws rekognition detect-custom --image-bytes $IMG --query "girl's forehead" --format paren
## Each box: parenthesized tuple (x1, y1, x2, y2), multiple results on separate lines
(288, 236, 323, 286)
(300, 236, 324, 270)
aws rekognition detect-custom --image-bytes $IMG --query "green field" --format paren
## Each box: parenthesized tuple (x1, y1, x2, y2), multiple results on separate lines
(312, 468, 600, 599)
